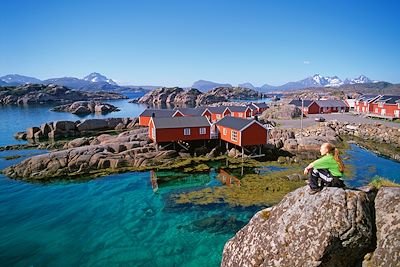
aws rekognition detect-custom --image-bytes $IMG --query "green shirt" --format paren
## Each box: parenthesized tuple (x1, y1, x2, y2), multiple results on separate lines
(313, 154, 343, 177)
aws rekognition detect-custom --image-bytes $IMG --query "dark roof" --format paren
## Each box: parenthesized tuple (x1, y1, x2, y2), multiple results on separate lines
(357, 95, 380, 102)
(227, 106, 249, 112)
(152, 116, 211, 129)
(288, 100, 314, 107)
(251, 102, 269, 109)
(216, 116, 262, 131)
(373, 95, 400, 104)
(139, 109, 176, 118)
(246, 105, 257, 111)
(207, 106, 229, 114)
(314, 100, 348, 108)
(174, 107, 206, 116)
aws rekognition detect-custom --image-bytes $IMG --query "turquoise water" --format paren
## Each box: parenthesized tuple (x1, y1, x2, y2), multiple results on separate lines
(0, 144, 399, 266)
(0, 93, 147, 146)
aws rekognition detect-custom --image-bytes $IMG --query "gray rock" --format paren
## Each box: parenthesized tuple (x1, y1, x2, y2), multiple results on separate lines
(222, 187, 374, 267)
(26, 127, 41, 139)
(371, 187, 400, 266)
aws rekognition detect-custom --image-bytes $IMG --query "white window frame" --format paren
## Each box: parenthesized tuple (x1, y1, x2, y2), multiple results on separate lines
(199, 127, 206, 135)
(184, 128, 191, 136)
(231, 130, 238, 142)
(216, 114, 221, 120)
(378, 102, 384, 108)
(223, 128, 227, 135)
(239, 113, 243, 117)
(152, 127, 156, 139)
(375, 108, 378, 113)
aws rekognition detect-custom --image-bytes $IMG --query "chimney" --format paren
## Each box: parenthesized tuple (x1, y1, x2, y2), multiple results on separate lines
(255, 115, 258, 121)
(152, 112, 155, 118)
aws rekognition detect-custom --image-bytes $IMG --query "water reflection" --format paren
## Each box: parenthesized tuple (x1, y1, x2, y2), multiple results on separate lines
(217, 169, 241, 187)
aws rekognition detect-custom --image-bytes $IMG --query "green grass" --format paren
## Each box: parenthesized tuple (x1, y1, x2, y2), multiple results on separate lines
(369, 176, 400, 188)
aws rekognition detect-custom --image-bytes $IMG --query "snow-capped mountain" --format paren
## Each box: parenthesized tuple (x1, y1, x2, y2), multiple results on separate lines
(238, 74, 379, 92)
(83, 72, 118, 85)
(0, 74, 42, 85)
(344, 75, 376, 85)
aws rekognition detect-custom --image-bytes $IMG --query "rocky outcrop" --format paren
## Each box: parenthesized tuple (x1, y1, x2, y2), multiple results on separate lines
(3, 128, 180, 180)
(137, 87, 202, 106)
(0, 84, 127, 105)
(222, 186, 384, 267)
(136, 86, 266, 106)
(51, 101, 119, 114)
(298, 120, 400, 148)
(369, 187, 400, 266)
(259, 104, 302, 120)
(14, 117, 138, 141)
(196, 87, 265, 105)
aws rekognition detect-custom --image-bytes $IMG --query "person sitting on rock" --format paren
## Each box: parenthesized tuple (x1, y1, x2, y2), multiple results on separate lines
(303, 142, 345, 194)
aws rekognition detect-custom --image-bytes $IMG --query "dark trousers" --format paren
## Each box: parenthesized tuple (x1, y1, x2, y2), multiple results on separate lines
(309, 168, 345, 190)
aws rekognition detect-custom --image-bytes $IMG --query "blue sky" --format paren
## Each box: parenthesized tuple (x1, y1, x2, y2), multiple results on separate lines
(1, 0, 399, 86)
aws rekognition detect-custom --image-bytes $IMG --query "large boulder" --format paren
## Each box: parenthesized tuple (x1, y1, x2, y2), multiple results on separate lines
(371, 187, 400, 266)
(76, 119, 109, 132)
(222, 187, 375, 267)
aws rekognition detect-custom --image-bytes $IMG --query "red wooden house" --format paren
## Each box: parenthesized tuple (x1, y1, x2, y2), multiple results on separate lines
(216, 116, 267, 147)
(139, 109, 183, 126)
(228, 106, 252, 118)
(250, 102, 269, 114)
(288, 100, 315, 115)
(149, 116, 211, 143)
(313, 100, 349, 114)
(207, 106, 231, 122)
(369, 95, 400, 119)
(354, 95, 380, 113)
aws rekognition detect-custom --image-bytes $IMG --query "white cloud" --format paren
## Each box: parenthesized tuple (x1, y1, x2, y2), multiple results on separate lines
(303, 60, 310, 65)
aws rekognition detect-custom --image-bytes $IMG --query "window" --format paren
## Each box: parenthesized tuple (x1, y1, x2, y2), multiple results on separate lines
(223, 128, 227, 135)
(398, 103, 400, 109)
(231, 131, 238, 142)
(199, 128, 206, 135)
(184, 128, 191, 135)
(239, 113, 243, 117)
(152, 128, 156, 139)
(378, 102, 384, 108)
(216, 114, 221, 120)
(375, 108, 378, 113)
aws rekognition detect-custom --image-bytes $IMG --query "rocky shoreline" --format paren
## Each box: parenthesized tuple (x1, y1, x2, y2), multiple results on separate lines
(14, 117, 138, 141)
(51, 101, 119, 115)
(4, 117, 400, 181)
(133, 86, 267, 106)
(0, 84, 127, 105)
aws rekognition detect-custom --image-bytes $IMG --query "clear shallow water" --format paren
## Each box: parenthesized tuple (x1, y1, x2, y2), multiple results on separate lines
(0, 93, 147, 146)
(0, 164, 255, 267)
(343, 144, 400, 186)
(0, 144, 399, 266)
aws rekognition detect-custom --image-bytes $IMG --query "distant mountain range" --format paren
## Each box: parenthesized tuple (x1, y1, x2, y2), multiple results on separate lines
(0, 73, 151, 93)
(191, 80, 233, 92)
(192, 74, 380, 92)
(0, 73, 388, 93)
